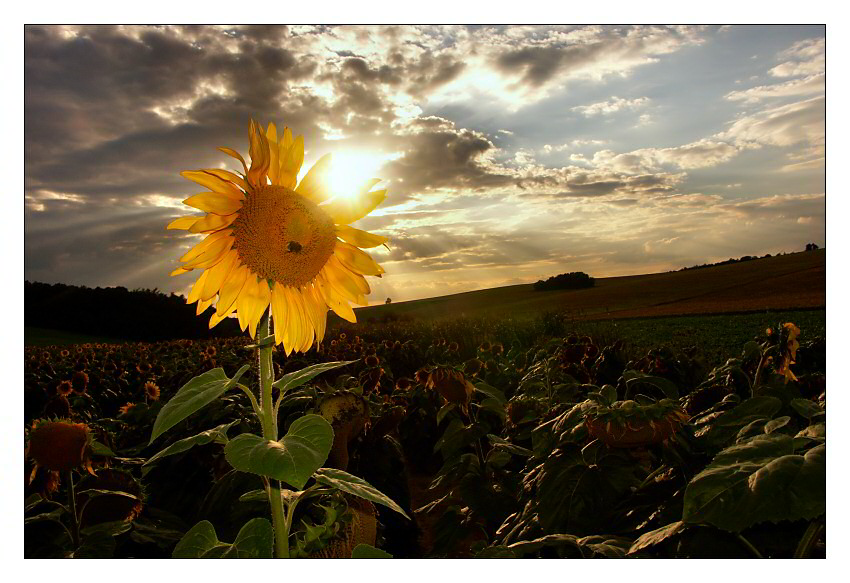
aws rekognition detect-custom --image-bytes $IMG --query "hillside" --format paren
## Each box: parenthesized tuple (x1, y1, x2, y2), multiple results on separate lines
(355, 249, 826, 323)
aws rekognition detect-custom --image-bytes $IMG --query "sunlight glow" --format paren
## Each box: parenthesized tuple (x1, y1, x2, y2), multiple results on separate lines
(321, 150, 399, 201)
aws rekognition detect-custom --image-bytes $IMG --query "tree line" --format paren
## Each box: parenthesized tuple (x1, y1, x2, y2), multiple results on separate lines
(25, 281, 242, 342)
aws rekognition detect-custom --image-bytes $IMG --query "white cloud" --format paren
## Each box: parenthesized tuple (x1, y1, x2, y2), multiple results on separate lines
(725, 73, 824, 103)
(770, 37, 824, 78)
(720, 95, 824, 150)
(572, 96, 650, 116)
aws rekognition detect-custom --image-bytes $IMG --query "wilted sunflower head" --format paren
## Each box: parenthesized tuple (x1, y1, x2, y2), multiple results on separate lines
(425, 367, 475, 409)
(119, 402, 136, 415)
(206, 345, 217, 356)
(479, 341, 491, 353)
(168, 120, 388, 355)
(60, 349, 70, 358)
(27, 419, 94, 473)
(364, 354, 380, 368)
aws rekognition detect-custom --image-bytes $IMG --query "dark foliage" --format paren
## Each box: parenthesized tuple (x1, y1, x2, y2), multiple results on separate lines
(25, 281, 241, 342)
(533, 272, 595, 292)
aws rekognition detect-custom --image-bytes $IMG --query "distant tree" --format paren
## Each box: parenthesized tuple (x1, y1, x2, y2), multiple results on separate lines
(534, 272, 595, 291)
(806, 243, 819, 251)
(385, 297, 392, 304)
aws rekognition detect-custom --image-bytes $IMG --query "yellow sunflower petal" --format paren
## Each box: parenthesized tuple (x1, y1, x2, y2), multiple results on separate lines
(280, 135, 304, 190)
(294, 153, 332, 204)
(236, 276, 258, 333)
(282, 127, 293, 150)
(270, 284, 289, 347)
(309, 284, 328, 343)
(316, 274, 357, 323)
(209, 304, 234, 329)
(187, 270, 210, 304)
(246, 120, 271, 190)
(322, 258, 367, 304)
(201, 168, 248, 192)
(196, 296, 214, 316)
(188, 212, 238, 234)
(217, 263, 249, 317)
(335, 224, 389, 248)
(170, 267, 190, 277)
(218, 147, 248, 175)
(201, 249, 239, 301)
(183, 192, 243, 215)
(267, 123, 280, 186)
(180, 229, 231, 263)
(323, 188, 387, 225)
(281, 286, 303, 356)
(247, 279, 271, 340)
(333, 242, 385, 276)
(182, 235, 234, 270)
(180, 171, 244, 199)
(167, 215, 204, 230)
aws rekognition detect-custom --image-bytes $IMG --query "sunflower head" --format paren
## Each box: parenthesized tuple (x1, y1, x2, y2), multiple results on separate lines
(144, 381, 161, 401)
(56, 380, 73, 397)
(71, 371, 89, 394)
(27, 419, 94, 473)
(168, 120, 388, 356)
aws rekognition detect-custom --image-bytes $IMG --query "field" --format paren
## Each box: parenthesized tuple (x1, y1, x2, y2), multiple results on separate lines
(357, 249, 825, 322)
(23, 253, 826, 559)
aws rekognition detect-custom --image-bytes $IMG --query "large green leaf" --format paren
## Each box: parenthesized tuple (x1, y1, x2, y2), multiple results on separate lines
(272, 360, 356, 393)
(474, 382, 507, 405)
(224, 415, 333, 489)
(150, 365, 250, 444)
(628, 521, 687, 555)
(314, 467, 410, 519)
(143, 421, 237, 476)
(693, 396, 783, 450)
(683, 434, 825, 532)
(172, 518, 273, 558)
(351, 543, 393, 558)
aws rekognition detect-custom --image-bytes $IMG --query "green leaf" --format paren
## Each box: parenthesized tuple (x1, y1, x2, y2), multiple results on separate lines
(683, 435, 825, 532)
(25, 493, 45, 512)
(474, 382, 506, 405)
(314, 467, 410, 519)
(221, 518, 274, 558)
(764, 416, 792, 434)
(599, 384, 618, 405)
(172, 521, 221, 558)
(790, 398, 822, 420)
(796, 422, 825, 440)
(224, 414, 333, 489)
(90, 440, 116, 457)
(694, 396, 783, 450)
(272, 360, 356, 393)
(351, 543, 393, 558)
(150, 365, 250, 444)
(238, 489, 268, 504)
(478, 397, 506, 421)
(486, 434, 533, 457)
(73, 532, 116, 558)
(628, 521, 687, 555)
(79, 520, 133, 538)
(172, 518, 273, 558)
(436, 402, 456, 426)
(143, 421, 237, 476)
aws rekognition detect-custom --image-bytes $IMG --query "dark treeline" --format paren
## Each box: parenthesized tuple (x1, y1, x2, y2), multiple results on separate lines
(676, 245, 822, 272)
(25, 281, 242, 342)
(533, 271, 595, 292)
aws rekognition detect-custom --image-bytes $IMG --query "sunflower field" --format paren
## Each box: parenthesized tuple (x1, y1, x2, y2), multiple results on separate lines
(24, 315, 826, 558)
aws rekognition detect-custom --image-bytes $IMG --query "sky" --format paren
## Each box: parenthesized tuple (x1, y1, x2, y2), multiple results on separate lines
(23, 24, 825, 304)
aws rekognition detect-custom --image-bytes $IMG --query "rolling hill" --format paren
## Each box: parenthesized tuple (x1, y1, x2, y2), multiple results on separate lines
(354, 249, 826, 323)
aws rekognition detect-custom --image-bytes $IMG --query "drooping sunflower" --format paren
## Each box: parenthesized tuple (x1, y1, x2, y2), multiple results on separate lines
(168, 120, 387, 355)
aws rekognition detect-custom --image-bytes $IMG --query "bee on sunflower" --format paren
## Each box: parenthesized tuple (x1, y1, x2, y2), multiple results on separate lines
(168, 120, 387, 354)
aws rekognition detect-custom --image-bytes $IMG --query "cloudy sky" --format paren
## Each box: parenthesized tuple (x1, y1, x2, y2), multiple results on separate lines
(24, 24, 825, 303)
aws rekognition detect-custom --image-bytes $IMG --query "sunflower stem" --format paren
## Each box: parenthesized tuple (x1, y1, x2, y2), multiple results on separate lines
(66, 470, 80, 550)
(258, 309, 289, 558)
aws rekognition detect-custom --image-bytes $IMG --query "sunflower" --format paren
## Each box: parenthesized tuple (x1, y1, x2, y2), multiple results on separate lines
(168, 120, 387, 355)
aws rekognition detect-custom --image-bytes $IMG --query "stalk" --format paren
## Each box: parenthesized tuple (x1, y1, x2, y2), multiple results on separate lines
(257, 310, 289, 558)
(66, 470, 80, 549)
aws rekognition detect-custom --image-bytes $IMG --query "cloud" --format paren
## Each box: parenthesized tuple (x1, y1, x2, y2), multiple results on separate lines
(769, 37, 824, 78)
(572, 96, 650, 116)
(725, 73, 824, 103)
(720, 95, 824, 150)
(590, 139, 740, 173)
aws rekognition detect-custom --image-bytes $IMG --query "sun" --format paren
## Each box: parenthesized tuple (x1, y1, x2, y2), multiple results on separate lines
(323, 150, 388, 203)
